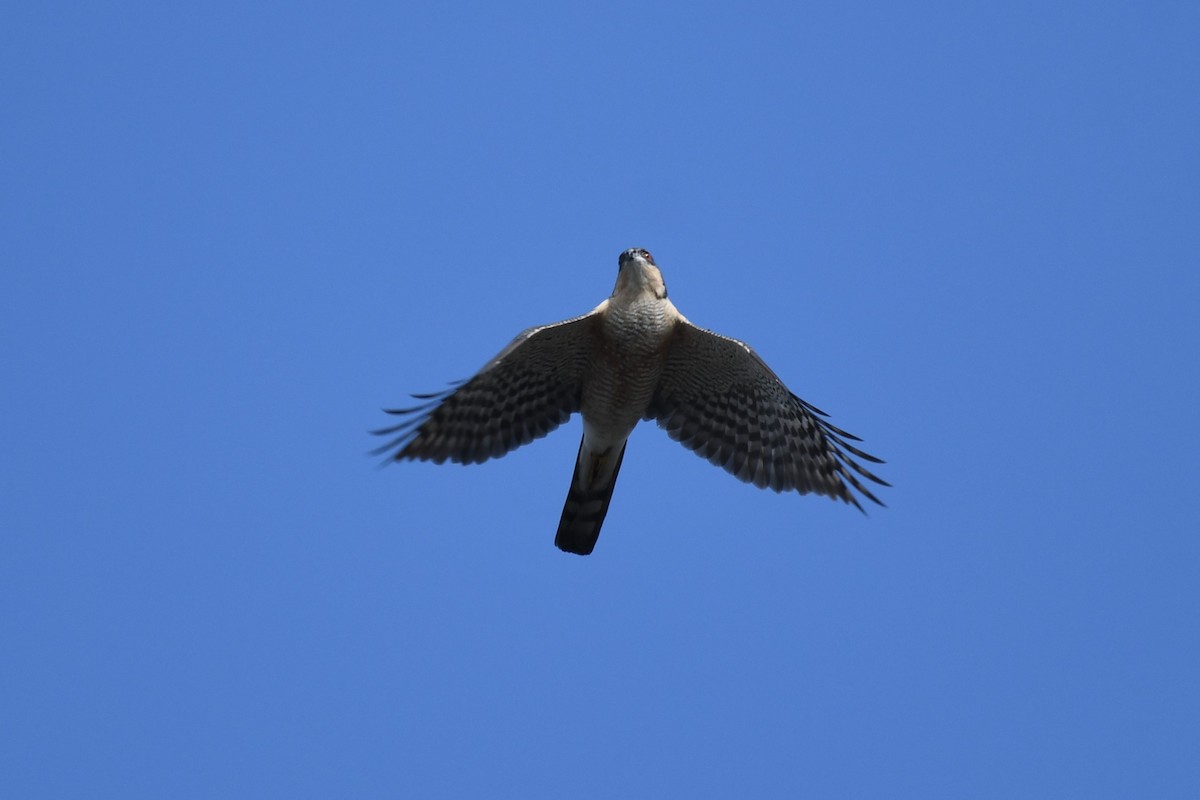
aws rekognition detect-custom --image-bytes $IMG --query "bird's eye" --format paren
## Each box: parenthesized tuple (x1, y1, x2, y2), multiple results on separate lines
(642, 250, 654, 263)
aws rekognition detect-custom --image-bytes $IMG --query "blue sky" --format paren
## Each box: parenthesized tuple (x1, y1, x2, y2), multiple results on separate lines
(3, 2, 1198, 797)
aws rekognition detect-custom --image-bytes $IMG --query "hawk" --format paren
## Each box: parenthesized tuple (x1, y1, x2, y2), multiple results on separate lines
(374, 248, 888, 555)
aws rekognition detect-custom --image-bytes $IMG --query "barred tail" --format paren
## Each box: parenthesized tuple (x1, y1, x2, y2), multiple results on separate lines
(554, 438, 627, 556)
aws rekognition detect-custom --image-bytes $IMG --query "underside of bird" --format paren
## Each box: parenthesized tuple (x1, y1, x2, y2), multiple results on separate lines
(373, 248, 889, 556)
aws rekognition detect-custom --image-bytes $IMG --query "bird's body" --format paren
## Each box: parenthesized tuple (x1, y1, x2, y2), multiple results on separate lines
(583, 273, 675, 449)
(375, 249, 887, 555)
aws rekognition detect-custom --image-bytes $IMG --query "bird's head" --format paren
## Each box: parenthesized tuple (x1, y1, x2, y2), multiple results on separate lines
(614, 248, 668, 300)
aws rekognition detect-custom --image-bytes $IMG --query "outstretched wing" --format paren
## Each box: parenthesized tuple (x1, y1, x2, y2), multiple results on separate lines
(374, 311, 602, 464)
(647, 321, 889, 508)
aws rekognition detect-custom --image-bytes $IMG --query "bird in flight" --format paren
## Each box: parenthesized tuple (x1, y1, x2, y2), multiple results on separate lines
(374, 248, 888, 555)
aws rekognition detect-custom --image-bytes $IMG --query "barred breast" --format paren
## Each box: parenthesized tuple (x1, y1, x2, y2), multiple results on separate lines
(579, 298, 676, 449)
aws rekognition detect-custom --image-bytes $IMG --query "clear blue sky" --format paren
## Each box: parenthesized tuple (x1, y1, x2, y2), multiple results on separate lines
(3, 2, 1197, 797)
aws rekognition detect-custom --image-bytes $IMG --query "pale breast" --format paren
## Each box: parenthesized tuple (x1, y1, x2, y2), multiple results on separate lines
(580, 299, 676, 449)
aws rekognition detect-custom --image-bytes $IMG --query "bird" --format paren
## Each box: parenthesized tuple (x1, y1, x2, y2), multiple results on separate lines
(373, 248, 888, 555)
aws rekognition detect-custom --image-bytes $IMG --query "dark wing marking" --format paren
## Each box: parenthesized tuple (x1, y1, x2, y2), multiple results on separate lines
(373, 311, 601, 464)
(647, 321, 889, 508)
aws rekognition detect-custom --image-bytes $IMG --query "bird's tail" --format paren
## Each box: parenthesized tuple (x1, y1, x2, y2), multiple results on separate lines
(555, 438, 627, 556)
